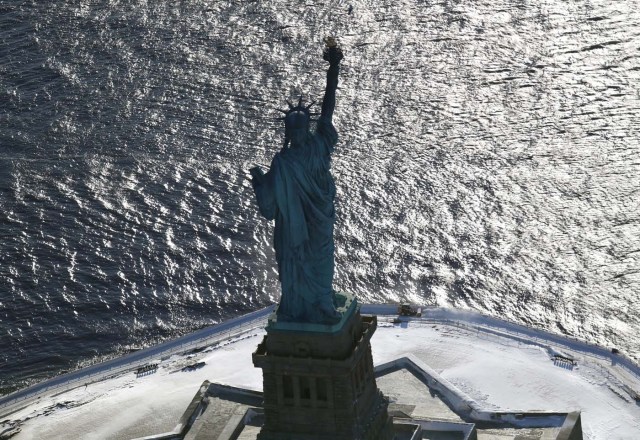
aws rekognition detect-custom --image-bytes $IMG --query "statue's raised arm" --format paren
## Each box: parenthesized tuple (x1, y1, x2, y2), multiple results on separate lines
(320, 37, 343, 122)
(250, 39, 345, 325)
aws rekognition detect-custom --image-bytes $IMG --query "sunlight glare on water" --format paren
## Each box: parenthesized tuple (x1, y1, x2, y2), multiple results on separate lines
(0, 0, 639, 394)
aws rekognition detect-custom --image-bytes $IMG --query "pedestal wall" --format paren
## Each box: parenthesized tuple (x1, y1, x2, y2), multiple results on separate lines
(253, 296, 393, 440)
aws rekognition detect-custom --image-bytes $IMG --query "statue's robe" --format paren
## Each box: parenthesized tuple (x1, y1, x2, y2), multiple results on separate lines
(253, 116, 338, 322)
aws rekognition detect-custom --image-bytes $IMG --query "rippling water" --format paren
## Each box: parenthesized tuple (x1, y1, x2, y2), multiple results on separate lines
(1, 0, 639, 395)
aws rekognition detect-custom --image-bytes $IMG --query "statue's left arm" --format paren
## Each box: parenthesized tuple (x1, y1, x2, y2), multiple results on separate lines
(250, 166, 276, 220)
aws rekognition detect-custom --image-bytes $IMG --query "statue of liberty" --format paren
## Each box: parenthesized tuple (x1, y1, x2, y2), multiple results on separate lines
(250, 38, 344, 324)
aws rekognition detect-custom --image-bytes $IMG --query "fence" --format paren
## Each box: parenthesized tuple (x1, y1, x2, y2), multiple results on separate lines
(0, 305, 274, 416)
(2, 303, 639, 417)
(375, 307, 640, 383)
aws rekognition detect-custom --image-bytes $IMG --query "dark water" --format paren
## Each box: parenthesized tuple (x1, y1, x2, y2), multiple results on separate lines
(1, 0, 639, 395)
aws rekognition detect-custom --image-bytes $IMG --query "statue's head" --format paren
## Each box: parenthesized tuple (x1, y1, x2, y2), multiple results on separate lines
(284, 110, 309, 133)
(278, 96, 317, 147)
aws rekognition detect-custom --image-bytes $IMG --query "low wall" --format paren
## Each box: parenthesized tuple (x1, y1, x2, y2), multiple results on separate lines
(363, 304, 640, 382)
(375, 354, 568, 429)
(3, 302, 637, 422)
(0, 305, 274, 418)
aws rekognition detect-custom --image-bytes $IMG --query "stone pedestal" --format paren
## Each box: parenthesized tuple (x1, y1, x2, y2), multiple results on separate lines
(252, 293, 394, 440)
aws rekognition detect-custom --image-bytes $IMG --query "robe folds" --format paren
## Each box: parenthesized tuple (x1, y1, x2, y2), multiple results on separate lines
(252, 117, 338, 322)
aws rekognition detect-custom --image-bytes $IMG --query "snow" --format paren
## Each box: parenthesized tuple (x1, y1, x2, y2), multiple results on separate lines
(3, 332, 265, 440)
(371, 322, 640, 439)
(3, 317, 640, 440)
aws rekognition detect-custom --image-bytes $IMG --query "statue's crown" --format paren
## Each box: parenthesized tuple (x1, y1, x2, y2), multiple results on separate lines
(276, 96, 319, 129)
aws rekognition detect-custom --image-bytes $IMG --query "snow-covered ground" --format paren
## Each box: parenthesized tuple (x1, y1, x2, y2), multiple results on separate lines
(2, 313, 639, 440)
(373, 321, 640, 439)
(1, 332, 265, 440)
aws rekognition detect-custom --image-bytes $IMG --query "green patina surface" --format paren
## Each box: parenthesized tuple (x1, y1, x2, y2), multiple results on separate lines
(266, 292, 357, 333)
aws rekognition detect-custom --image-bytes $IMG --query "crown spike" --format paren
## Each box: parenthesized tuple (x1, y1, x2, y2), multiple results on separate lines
(286, 100, 295, 109)
(306, 100, 316, 110)
(276, 108, 289, 114)
(298, 95, 304, 107)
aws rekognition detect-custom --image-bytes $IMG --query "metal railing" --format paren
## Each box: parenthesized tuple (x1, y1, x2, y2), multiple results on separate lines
(374, 307, 640, 382)
(2, 302, 639, 417)
(0, 305, 274, 416)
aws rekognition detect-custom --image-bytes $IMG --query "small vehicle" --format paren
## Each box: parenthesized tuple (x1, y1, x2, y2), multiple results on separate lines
(398, 303, 422, 317)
